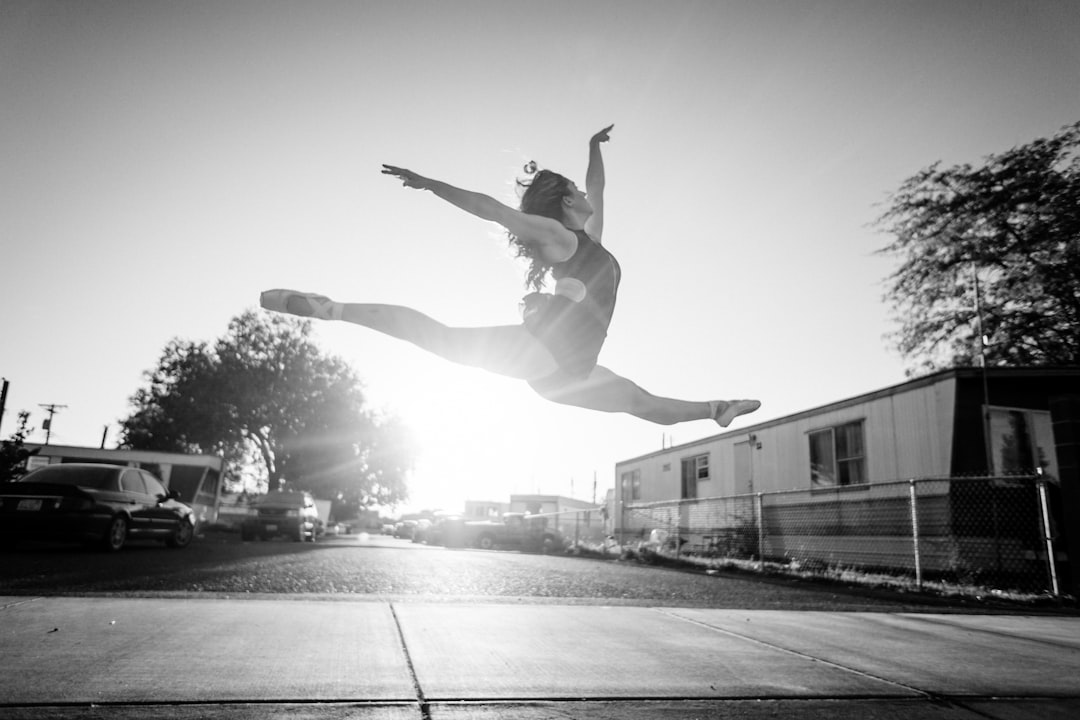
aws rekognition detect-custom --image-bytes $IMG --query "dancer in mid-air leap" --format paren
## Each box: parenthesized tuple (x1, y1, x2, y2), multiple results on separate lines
(261, 125, 759, 427)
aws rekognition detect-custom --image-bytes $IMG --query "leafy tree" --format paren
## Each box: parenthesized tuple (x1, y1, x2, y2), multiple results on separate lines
(122, 339, 231, 455)
(0, 411, 39, 482)
(120, 310, 414, 509)
(876, 121, 1080, 375)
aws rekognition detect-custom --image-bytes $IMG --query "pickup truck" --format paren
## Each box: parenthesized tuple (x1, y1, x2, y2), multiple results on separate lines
(240, 490, 322, 542)
(456, 512, 564, 553)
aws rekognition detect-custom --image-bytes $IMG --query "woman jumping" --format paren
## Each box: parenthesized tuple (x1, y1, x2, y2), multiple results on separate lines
(261, 125, 760, 427)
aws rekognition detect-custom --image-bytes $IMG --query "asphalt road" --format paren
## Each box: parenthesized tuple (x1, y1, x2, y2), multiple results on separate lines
(0, 531, 1045, 612)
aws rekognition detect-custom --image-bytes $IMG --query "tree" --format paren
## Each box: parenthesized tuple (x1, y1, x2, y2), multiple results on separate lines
(120, 311, 415, 509)
(122, 339, 233, 455)
(876, 121, 1080, 375)
(0, 411, 39, 482)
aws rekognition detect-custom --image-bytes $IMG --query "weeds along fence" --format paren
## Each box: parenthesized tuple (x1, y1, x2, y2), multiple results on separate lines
(617, 476, 1064, 596)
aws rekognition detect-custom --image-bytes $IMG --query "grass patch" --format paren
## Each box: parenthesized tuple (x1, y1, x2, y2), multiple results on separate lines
(568, 540, 1075, 609)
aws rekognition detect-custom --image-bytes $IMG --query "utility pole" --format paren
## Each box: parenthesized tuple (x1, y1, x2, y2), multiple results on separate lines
(973, 267, 994, 474)
(38, 403, 67, 445)
(0, 378, 9, 436)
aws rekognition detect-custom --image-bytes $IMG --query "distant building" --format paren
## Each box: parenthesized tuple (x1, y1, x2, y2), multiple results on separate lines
(463, 499, 509, 519)
(510, 494, 599, 516)
(460, 494, 605, 541)
(510, 493, 604, 540)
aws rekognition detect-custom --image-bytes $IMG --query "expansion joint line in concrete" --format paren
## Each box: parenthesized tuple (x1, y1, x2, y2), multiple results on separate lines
(653, 609, 933, 700)
(389, 602, 432, 720)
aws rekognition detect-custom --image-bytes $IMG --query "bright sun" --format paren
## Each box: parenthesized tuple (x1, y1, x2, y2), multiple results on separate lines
(385, 360, 550, 512)
(324, 331, 552, 513)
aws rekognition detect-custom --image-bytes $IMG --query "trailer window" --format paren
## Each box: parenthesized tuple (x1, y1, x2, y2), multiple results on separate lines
(680, 454, 709, 499)
(809, 420, 866, 488)
(620, 469, 641, 501)
(988, 407, 1056, 477)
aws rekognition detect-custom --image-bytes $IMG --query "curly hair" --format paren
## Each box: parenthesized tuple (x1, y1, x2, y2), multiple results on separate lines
(508, 168, 572, 291)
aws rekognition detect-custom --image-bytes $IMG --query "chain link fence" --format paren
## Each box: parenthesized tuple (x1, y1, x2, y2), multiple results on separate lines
(615, 476, 1063, 597)
(536, 507, 610, 548)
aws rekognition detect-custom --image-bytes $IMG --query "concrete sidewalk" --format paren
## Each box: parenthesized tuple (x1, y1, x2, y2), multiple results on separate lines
(1, 595, 1079, 719)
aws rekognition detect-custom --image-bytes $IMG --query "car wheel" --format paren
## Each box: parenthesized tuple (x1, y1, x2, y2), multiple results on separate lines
(167, 519, 195, 548)
(477, 533, 495, 551)
(241, 526, 254, 542)
(101, 516, 127, 552)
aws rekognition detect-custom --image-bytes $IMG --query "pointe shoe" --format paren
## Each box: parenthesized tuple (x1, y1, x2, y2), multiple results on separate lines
(711, 399, 761, 428)
(260, 289, 342, 320)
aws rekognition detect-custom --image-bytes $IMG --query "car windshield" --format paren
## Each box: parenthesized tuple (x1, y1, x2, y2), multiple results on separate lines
(256, 493, 307, 507)
(18, 466, 116, 489)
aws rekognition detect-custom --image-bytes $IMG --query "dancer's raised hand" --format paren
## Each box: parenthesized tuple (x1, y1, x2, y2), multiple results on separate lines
(590, 124, 613, 146)
(381, 164, 432, 190)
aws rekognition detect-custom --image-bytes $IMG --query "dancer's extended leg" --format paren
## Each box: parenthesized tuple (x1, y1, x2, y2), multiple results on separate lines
(261, 290, 560, 381)
(534, 365, 760, 427)
(261, 290, 759, 426)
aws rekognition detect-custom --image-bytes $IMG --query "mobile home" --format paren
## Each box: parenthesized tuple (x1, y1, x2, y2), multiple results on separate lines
(613, 367, 1079, 584)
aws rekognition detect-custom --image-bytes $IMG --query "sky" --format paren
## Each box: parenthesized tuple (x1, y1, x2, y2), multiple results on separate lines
(2, 0, 1079, 514)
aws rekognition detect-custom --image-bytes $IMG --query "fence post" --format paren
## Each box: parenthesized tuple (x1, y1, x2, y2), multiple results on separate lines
(755, 492, 765, 570)
(673, 502, 680, 556)
(909, 479, 922, 590)
(1037, 477, 1061, 597)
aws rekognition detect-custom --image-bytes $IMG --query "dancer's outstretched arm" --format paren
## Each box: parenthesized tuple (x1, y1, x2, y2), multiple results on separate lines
(381, 164, 576, 263)
(584, 124, 612, 241)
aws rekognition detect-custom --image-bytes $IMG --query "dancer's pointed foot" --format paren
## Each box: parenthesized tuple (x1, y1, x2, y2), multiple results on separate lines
(260, 289, 343, 320)
(710, 399, 761, 428)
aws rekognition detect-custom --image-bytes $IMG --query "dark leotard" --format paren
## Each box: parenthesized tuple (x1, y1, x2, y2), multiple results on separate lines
(523, 229, 622, 390)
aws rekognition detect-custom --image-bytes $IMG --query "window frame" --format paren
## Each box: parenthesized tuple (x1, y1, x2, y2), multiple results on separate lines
(680, 453, 710, 499)
(141, 471, 168, 498)
(121, 469, 148, 495)
(987, 405, 1056, 477)
(620, 469, 641, 501)
(808, 419, 867, 490)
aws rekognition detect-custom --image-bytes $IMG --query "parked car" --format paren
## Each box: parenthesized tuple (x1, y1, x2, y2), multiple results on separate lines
(411, 518, 433, 543)
(460, 513, 565, 553)
(0, 463, 196, 552)
(415, 515, 465, 547)
(241, 490, 322, 542)
(393, 520, 417, 539)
